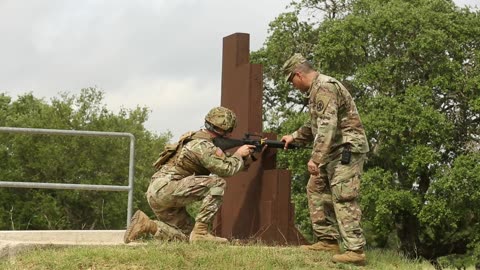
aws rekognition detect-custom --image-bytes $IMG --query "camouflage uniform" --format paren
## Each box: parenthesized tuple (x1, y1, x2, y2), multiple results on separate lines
(146, 129, 244, 241)
(285, 54, 369, 251)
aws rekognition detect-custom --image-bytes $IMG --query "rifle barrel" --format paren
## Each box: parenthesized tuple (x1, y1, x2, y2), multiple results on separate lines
(264, 140, 300, 149)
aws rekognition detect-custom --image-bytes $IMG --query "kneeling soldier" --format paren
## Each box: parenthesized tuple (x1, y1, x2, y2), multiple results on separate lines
(124, 106, 255, 243)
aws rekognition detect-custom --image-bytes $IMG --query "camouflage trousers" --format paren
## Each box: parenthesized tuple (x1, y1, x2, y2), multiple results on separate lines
(307, 152, 366, 251)
(146, 173, 225, 241)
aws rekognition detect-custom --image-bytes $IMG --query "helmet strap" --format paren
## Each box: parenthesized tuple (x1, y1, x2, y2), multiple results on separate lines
(205, 121, 227, 137)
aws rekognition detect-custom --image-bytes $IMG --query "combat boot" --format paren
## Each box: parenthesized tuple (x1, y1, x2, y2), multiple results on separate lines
(301, 240, 340, 253)
(124, 210, 158, 243)
(332, 250, 366, 266)
(189, 222, 228, 243)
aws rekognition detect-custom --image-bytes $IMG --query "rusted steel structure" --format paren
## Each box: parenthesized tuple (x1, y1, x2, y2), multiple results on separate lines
(213, 33, 307, 245)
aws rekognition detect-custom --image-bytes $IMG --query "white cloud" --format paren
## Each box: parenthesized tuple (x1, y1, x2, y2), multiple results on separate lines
(455, 0, 480, 7)
(104, 76, 220, 138)
(0, 0, 291, 139)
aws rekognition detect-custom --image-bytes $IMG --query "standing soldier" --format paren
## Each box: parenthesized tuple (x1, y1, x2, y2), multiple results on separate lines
(281, 53, 370, 266)
(124, 106, 255, 243)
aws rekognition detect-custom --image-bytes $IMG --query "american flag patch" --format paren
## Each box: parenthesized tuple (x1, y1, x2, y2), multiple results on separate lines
(215, 148, 224, 157)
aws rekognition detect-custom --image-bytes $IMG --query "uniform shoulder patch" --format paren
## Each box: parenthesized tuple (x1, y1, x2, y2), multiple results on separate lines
(317, 100, 325, 112)
(316, 95, 330, 114)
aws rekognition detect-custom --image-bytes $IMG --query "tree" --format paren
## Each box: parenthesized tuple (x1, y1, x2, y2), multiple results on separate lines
(253, 0, 480, 266)
(0, 88, 171, 230)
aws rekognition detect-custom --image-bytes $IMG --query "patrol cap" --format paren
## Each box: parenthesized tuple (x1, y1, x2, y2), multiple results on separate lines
(282, 53, 308, 82)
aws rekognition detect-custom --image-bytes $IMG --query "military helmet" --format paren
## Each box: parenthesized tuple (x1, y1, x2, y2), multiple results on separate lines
(205, 106, 237, 132)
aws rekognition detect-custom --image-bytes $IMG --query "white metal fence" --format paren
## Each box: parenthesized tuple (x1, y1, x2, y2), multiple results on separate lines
(0, 127, 135, 227)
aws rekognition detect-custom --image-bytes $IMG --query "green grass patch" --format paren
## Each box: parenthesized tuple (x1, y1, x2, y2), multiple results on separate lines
(1, 242, 435, 270)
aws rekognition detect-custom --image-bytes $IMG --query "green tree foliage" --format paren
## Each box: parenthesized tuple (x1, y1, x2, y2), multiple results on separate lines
(0, 88, 171, 230)
(253, 0, 480, 265)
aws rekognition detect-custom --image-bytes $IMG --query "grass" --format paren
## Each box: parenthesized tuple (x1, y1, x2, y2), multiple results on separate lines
(1, 241, 436, 270)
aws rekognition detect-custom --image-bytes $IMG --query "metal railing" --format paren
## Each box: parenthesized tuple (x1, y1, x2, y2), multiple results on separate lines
(0, 127, 135, 227)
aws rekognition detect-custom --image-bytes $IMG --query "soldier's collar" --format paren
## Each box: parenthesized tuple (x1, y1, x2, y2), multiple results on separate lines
(306, 73, 320, 98)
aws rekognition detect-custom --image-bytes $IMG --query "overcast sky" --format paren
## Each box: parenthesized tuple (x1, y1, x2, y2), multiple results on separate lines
(1, 0, 478, 140)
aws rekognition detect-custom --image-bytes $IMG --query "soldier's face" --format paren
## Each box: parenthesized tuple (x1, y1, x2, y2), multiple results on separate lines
(290, 72, 310, 92)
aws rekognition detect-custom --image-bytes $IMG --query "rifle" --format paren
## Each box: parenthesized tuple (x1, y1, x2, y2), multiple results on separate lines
(212, 133, 302, 154)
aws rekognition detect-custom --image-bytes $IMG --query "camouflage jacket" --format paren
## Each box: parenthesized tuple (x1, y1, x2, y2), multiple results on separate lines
(157, 130, 245, 179)
(292, 73, 369, 165)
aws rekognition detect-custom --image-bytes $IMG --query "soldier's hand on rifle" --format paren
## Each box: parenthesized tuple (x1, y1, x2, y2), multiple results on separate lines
(235, 144, 256, 158)
(281, 135, 294, 150)
(307, 159, 319, 175)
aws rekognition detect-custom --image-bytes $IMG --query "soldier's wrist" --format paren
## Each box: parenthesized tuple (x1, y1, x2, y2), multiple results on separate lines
(232, 152, 243, 160)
